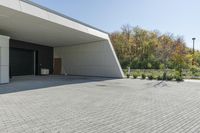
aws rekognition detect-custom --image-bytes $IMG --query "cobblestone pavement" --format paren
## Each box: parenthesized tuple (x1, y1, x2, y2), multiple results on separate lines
(0, 76, 200, 133)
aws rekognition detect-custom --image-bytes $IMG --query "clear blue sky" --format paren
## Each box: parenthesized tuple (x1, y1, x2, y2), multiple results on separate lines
(31, 0, 200, 50)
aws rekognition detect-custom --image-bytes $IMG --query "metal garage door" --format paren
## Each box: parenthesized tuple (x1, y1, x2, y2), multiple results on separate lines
(10, 48, 35, 76)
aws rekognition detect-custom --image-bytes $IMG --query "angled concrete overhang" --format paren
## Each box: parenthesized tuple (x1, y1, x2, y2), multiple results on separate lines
(0, 0, 124, 81)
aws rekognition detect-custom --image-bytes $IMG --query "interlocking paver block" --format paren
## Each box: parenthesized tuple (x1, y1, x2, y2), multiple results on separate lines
(0, 76, 200, 133)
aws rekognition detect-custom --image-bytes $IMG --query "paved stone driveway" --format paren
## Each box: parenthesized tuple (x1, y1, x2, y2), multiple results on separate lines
(0, 76, 200, 133)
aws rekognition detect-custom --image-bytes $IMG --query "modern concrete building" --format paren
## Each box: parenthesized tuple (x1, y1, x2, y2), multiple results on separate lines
(0, 0, 124, 84)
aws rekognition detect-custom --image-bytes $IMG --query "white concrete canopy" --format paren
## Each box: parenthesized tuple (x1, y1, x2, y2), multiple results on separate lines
(0, 0, 124, 79)
(0, 0, 108, 47)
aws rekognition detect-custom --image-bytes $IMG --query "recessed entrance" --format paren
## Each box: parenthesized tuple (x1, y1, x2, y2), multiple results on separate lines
(9, 39, 54, 77)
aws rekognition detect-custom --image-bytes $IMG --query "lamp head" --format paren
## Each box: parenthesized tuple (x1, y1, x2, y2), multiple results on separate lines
(192, 38, 196, 41)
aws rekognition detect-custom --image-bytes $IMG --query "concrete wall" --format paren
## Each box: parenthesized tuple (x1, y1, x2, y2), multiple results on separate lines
(0, 35, 10, 84)
(54, 40, 124, 78)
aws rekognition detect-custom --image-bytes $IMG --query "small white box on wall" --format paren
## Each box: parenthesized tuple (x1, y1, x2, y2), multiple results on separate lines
(41, 68, 50, 75)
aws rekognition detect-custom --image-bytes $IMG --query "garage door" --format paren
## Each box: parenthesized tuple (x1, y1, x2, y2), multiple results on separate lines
(10, 48, 35, 76)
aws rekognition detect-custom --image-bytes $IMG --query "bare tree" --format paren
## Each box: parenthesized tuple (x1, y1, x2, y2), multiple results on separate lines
(121, 24, 132, 43)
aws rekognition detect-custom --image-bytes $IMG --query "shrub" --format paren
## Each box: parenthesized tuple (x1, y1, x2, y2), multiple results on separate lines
(153, 74, 158, 80)
(176, 76, 183, 81)
(190, 66, 200, 76)
(175, 71, 181, 77)
(163, 72, 167, 80)
(127, 74, 130, 78)
(141, 74, 146, 79)
(133, 73, 138, 79)
(148, 75, 154, 80)
(157, 75, 163, 80)
(166, 75, 173, 81)
(173, 70, 183, 81)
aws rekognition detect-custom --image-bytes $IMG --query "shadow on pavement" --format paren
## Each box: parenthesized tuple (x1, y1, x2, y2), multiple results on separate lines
(0, 75, 116, 94)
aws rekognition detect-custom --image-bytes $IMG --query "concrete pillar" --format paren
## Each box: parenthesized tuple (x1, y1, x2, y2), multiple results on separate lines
(0, 35, 10, 84)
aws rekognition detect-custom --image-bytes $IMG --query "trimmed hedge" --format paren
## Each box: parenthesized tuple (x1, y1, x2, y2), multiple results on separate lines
(133, 73, 139, 79)
(141, 74, 146, 79)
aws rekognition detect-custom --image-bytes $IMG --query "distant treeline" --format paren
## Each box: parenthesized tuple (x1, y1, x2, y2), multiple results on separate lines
(111, 25, 200, 70)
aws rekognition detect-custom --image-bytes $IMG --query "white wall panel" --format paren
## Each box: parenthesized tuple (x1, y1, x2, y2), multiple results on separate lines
(54, 40, 124, 78)
(0, 66, 9, 84)
(0, 35, 10, 84)
(0, 47, 9, 66)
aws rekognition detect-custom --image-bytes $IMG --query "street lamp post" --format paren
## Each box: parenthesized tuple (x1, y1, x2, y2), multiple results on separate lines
(192, 38, 196, 65)
(192, 38, 196, 55)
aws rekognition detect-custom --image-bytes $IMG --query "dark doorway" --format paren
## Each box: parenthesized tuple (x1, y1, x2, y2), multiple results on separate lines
(10, 48, 36, 76)
(53, 58, 62, 75)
